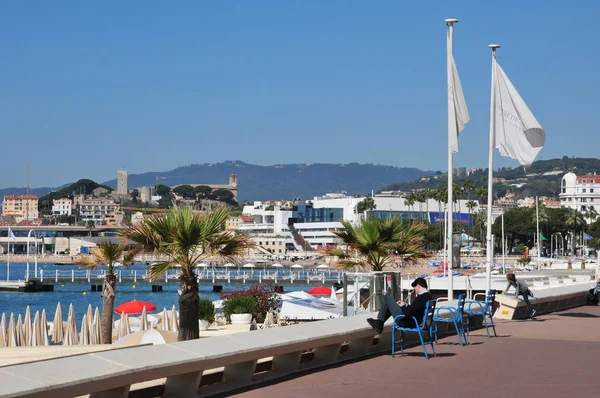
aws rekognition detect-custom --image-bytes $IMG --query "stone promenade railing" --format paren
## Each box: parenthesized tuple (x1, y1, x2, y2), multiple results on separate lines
(495, 282, 596, 319)
(0, 307, 465, 398)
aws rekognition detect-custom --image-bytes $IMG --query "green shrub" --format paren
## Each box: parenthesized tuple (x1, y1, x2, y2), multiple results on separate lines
(223, 295, 258, 319)
(197, 298, 215, 324)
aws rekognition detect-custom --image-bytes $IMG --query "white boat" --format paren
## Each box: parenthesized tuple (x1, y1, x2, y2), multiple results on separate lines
(279, 297, 347, 321)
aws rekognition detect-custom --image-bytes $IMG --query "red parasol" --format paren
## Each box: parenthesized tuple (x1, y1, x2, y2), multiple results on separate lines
(433, 269, 444, 274)
(308, 287, 332, 295)
(114, 300, 156, 314)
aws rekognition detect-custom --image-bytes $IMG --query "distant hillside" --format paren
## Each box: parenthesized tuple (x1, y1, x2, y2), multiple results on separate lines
(384, 156, 600, 199)
(0, 187, 53, 200)
(101, 161, 435, 201)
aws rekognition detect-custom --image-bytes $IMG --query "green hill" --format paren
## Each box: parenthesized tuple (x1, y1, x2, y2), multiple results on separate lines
(38, 179, 113, 215)
(384, 156, 600, 200)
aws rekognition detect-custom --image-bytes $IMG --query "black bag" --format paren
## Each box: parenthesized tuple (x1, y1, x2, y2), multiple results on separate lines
(587, 290, 599, 306)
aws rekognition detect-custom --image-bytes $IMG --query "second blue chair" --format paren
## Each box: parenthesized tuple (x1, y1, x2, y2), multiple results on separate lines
(433, 293, 468, 346)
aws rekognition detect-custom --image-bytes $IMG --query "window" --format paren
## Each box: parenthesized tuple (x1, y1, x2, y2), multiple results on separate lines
(583, 179, 587, 183)
(562, 188, 566, 193)
(591, 189, 594, 193)
(265, 241, 269, 245)
(259, 241, 262, 246)
(583, 189, 587, 193)
(272, 241, 275, 245)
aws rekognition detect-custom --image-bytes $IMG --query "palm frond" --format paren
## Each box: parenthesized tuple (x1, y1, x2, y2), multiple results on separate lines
(74, 256, 100, 270)
(149, 261, 173, 281)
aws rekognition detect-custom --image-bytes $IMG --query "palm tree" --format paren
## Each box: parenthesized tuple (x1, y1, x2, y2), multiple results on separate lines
(565, 208, 586, 256)
(404, 193, 415, 223)
(76, 241, 141, 344)
(331, 218, 429, 271)
(462, 180, 476, 201)
(585, 206, 598, 224)
(122, 207, 253, 341)
(476, 187, 488, 204)
(465, 200, 477, 247)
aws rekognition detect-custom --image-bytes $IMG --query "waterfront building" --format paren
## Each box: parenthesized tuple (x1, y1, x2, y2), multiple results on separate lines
(52, 198, 72, 216)
(117, 170, 129, 196)
(559, 172, 600, 217)
(2, 194, 39, 221)
(78, 198, 120, 226)
(239, 194, 478, 251)
(131, 212, 145, 224)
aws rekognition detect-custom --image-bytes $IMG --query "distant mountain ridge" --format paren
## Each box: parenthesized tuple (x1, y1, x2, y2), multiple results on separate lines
(100, 161, 435, 201)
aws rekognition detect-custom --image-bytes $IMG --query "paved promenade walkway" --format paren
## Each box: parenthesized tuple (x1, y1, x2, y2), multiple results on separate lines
(232, 305, 600, 398)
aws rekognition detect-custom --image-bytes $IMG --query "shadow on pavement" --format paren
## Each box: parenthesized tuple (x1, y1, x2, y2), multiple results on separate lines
(558, 312, 600, 318)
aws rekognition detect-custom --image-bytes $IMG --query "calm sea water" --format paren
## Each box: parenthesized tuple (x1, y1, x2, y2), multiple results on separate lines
(0, 262, 322, 328)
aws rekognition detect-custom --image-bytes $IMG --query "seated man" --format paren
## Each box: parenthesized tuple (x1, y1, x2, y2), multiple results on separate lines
(366, 277, 433, 334)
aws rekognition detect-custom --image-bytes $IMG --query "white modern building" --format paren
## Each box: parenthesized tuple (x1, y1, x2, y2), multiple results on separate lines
(559, 172, 600, 215)
(238, 194, 479, 252)
(52, 198, 72, 216)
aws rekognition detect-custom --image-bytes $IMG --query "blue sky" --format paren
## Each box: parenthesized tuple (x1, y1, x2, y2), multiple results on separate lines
(0, 1, 598, 188)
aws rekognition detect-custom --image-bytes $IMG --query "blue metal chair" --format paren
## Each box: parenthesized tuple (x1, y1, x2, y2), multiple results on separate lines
(464, 290, 497, 337)
(392, 300, 437, 359)
(433, 293, 468, 346)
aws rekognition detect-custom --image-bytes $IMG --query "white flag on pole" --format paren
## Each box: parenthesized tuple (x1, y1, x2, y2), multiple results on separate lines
(493, 62, 545, 167)
(447, 30, 469, 154)
(8, 226, 16, 240)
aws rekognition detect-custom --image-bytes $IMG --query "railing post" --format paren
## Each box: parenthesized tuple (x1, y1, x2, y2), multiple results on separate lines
(55, 269, 58, 282)
(119, 270, 122, 283)
(343, 273, 348, 316)
(40, 270, 43, 283)
(71, 269, 75, 282)
(134, 270, 137, 283)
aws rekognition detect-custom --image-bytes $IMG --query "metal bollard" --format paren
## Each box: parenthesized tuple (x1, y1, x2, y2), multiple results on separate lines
(55, 269, 58, 283)
(134, 270, 137, 283)
(40, 270, 44, 282)
(71, 269, 74, 282)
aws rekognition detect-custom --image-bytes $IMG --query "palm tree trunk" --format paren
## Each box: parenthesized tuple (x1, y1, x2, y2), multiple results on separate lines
(178, 269, 200, 341)
(101, 274, 117, 344)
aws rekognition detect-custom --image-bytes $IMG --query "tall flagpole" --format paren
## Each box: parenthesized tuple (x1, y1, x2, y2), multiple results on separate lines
(536, 196, 541, 269)
(445, 18, 458, 300)
(486, 44, 500, 292)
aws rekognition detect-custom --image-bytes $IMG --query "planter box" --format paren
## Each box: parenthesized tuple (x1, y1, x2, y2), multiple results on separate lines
(231, 313, 252, 324)
(199, 320, 210, 330)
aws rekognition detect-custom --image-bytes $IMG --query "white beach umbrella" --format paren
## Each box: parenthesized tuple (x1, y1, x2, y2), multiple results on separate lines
(242, 263, 256, 268)
(291, 264, 304, 269)
(330, 285, 338, 301)
(195, 263, 209, 268)
(7, 313, 17, 347)
(52, 302, 64, 343)
(41, 309, 49, 346)
(271, 263, 284, 268)
(140, 306, 148, 331)
(160, 308, 169, 331)
(223, 263, 235, 268)
(16, 314, 24, 347)
(79, 314, 90, 345)
(64, 305, 78, 346)
(31, 311, 40, 347)
(125, 313, 132, 335)
(316, 264, 329, 269)
(0, 313, 6, 348)
(23, 306, 32, 347)
(86, 304, 93, 326)
(92, 307, 101, 344)
(170, 305, 179, 333)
